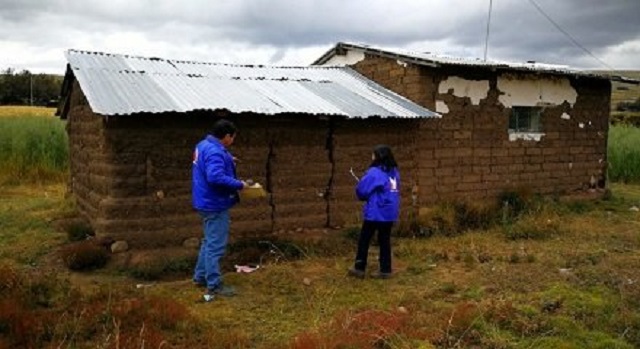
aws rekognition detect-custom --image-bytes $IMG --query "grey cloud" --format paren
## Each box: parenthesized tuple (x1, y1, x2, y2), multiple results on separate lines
(201, 0, 640, 69)
(452, 0, 640, 66)
(0, 0, 56, 22)
(207, 1, 459, 46)
(0, 0, 638, 71)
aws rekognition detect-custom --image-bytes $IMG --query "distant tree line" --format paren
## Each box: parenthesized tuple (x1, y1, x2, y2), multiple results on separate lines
(0, 68, 63, 106)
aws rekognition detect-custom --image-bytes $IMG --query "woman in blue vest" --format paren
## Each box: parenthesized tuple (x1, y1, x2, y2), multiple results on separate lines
(349, 144, 400, 279)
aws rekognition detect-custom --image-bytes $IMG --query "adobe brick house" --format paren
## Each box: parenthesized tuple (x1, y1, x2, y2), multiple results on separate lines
(314, 42, 616, 206)
(56, 50, 438, 248)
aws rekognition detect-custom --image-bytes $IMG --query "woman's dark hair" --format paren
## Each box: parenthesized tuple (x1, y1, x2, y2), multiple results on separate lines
(370, 144, 398, 172)
(212, 119, 237, 139)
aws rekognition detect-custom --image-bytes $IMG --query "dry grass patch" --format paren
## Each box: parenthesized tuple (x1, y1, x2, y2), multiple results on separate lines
(0, 106, 55, 118)
(1, 182, 639, 347)
(0, 183, 69, 265)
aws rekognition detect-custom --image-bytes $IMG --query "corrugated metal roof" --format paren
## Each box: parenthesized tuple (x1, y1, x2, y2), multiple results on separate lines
(61, 49, 440, 118)
(313, 42, 636, 82)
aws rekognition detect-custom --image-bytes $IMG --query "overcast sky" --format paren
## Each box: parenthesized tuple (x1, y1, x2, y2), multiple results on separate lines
(1, 0, 639, 74)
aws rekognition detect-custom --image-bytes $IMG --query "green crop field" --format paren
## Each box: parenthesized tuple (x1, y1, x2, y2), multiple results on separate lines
(0, 106, 68, 185)
(608, 124, 640, 183)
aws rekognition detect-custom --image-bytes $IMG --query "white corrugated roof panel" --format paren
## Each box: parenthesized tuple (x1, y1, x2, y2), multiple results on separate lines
(62, 49, 440, 119)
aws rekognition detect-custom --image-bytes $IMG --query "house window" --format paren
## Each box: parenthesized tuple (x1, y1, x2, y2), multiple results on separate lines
(509, 107, 542, 133)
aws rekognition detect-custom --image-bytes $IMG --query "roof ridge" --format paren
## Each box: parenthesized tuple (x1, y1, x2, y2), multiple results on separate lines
(65, 48, 347, 71)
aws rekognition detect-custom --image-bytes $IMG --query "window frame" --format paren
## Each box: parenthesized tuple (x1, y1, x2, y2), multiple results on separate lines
(509, 106, 543, 133)
(508, 106, 545, 141)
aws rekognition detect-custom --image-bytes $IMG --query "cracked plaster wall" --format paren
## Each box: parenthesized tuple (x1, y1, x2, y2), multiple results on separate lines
(344, 54, 611, 206)
(497, 74, 578, 108)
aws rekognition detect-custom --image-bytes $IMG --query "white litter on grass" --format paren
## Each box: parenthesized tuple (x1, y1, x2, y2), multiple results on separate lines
(235, 264, 260, 273)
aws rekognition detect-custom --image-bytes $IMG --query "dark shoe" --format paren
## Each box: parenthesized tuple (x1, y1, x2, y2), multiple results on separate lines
(193, 279, 206, 288)
(202, 291, 215, 303)
(210, 284, 236, 297)
(371, 271, 393, 279)
(348, 267, 365, 279)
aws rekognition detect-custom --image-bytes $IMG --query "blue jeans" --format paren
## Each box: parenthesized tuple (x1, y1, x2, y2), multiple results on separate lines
(193, 210, 230, 289)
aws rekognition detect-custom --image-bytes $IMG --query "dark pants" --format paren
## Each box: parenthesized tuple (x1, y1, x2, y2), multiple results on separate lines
(354, 220, 393, 273)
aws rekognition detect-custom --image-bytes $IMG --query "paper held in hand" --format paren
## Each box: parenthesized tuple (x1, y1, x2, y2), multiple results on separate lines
(240, 182, 267, 200)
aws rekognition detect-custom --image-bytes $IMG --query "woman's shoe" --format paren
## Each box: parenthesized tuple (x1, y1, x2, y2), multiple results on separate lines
(371, 271, 393, 279)
(348, 267, 365, 279)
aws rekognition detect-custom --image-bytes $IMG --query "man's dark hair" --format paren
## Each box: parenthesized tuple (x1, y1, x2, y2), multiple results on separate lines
(212, 119, 237, 139)
(370, 144, 398, 172)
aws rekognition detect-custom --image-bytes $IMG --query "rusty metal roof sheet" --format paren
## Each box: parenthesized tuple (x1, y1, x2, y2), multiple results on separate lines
(313, 42, 637, 83)
(60, 49, 440, 118)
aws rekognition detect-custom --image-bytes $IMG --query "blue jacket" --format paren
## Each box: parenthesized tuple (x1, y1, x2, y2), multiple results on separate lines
(192, 135, 243, 212)
(356, 166, 400, 222)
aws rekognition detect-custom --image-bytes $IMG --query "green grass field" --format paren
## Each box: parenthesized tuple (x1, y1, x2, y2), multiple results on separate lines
(0, 106, 68, 185)
(608, 124, 640, 183)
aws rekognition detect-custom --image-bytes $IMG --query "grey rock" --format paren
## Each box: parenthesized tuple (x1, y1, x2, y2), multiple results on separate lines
(111, 240, 129, 253)
(183, 237, 201, 249)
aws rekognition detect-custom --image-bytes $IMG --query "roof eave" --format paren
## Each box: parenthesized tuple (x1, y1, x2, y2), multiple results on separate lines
(55, 64, 74, 119)
(611, 75, 640, 85)
(313, 42, 440, 68)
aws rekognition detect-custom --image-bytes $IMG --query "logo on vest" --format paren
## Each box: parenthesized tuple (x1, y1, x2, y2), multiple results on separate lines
(389, 177, 398, 192)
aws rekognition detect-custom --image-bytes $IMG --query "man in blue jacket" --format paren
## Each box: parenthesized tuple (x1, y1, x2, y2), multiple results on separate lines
(192, 119, 247, 301)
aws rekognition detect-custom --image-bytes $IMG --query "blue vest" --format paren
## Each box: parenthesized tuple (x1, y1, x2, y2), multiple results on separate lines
(192, 135, 243, 212)
(356, 166, 400, 222)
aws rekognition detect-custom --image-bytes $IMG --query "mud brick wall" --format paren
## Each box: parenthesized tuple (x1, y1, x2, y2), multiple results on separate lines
(66, 81, 108, 222)
(352, 55, 437, 111)
(349, 57, 611, 205)
(65, 83, 273, 248)
(62, 84, 381, 247)
(66, 83, 425, 247)
(330, 118, 421, 227)
(262, 116, 331, 232)
(229, 116, 272, 237)
(78, 109, 216, 248)
(419, 66, 516, 204)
